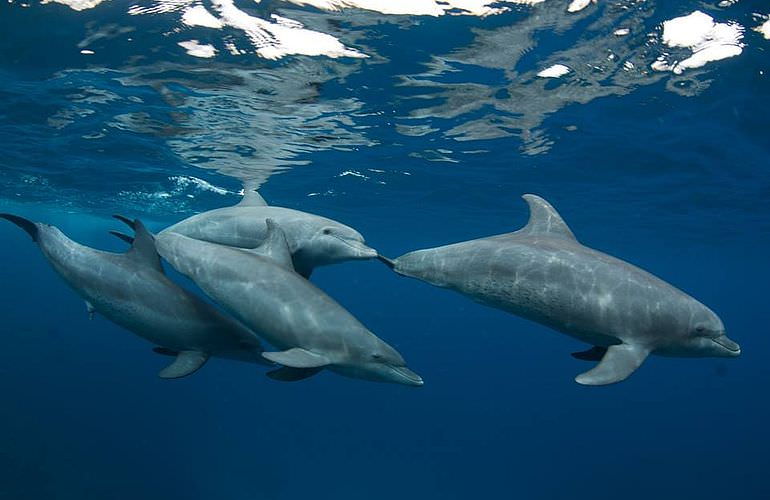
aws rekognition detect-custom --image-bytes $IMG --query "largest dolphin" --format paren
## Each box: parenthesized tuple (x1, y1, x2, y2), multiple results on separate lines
(379, 195, 740, 385)
(0, 213, 268, 378)
(159, 189, 376, 278)
(155, 219, 423, 386)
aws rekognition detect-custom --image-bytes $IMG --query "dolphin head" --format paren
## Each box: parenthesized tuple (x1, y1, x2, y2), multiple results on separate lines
(298, 222, 377, 267)
(331, 336, 423, 387)
(657, 301, 740, 358)
(686, 307, 741, 358)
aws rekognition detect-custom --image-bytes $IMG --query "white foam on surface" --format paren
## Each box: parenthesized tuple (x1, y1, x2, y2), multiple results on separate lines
(178, 40, 217, 58)
(170, 176, 231, 195)
(42, 0, 106, 10)
(181, 5, 223, 29)
(755, 18, 770, 39)
(283, 0, 542, 17)
(567, 0, 594, 14)
(209, 0, 366, 59)
(653, 11, 744, 74)
(537, 64, 570, 78)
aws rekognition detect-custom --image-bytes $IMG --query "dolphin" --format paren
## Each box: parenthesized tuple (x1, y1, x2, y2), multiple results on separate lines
(159, 189, 377, 278)
(378, 195, 740, 386)
(0, 213, 269, 378)
(155, 219, 423, 386)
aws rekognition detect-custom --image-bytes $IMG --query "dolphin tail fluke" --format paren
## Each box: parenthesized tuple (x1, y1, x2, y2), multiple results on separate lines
(0, 213, 39, 242)
(377, 255, 395, 269)
(575, 344, 650, 386)
(109, 230, 134, 245)
(112, 214, 135, 230)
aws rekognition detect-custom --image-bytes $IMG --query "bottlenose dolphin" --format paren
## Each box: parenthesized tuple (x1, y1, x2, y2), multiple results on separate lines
(159, 189, 376, 278)
(0, 213, 268, 378)
(155, 219, 423, 386)
(379, 195, 740, 385)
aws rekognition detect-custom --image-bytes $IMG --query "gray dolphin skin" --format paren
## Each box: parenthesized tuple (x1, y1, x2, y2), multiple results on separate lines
(155, 219, 423, 386)
(379, 195, 740, 386)
(159, 189, 377, 278)
(0, 213, 268, 378)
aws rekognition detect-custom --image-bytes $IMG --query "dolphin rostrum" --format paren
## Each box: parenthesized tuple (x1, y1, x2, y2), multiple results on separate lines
(0, 213, 268, 378)
(159, 189, 376, 278)
(379, 195, 740, 385)
(155, 219, 423, 386)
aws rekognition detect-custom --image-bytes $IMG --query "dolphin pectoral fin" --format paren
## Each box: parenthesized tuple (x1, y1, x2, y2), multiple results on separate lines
(571, 346, 608, 361)
(109, 230, 134, 245)
(262, 348, 330, 368)
(85, 301, 95, 320)
(266, 366, 323, 382)
(153, 346, 178, 357)
(575, 344, 650, 386)
(158, 351, 209, 379)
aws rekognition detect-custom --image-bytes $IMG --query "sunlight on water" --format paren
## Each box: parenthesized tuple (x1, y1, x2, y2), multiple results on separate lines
(0, 1, 766, 216)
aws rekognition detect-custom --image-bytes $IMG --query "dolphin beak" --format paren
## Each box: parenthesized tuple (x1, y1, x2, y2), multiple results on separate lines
(339, 237, 378, 259)
(712, 334, 741, 356)
(391, 366, 424, 387)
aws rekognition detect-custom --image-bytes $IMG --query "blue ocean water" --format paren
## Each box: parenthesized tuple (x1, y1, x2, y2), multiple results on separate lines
(1, 1, 769, 498)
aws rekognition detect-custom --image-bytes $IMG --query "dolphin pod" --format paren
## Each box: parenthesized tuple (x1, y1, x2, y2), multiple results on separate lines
(0, 190, 741, 386)
(379, 194, 741, 385)
(0, 213, 268, 379)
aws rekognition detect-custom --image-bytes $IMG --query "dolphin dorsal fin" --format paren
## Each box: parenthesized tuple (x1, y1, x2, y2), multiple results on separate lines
(520, 194, 576, 241)
(248, 219, 294, 270)
(237, 188, 268, 207)
(129, 219, 164, 273)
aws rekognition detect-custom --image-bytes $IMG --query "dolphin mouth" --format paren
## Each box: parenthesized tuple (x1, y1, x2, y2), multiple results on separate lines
(711, 335, 741, 355)
(336, 236, 378, 259)
(390, 366, 424, 387)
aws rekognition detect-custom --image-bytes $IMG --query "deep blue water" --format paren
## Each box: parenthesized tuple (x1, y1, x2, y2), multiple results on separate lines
(1, 1, 769, 499)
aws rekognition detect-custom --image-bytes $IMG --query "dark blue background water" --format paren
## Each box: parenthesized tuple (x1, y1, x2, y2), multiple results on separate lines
(1, 1, 768, 499)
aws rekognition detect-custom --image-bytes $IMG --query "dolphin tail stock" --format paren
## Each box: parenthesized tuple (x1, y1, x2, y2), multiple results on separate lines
(0, 213, 39, 242)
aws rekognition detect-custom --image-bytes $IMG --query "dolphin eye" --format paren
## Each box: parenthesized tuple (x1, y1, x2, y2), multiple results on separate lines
(372, 353, 382, 360)
(695, 325, 705, 334)
(322, 228, 332, 235)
